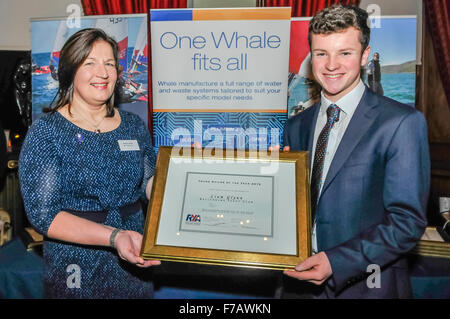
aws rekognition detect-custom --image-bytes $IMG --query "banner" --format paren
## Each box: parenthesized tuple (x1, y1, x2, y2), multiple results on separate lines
(31, 14, 149, 125)
(288, 16, 417, 117)
(150, 8, 291, 149)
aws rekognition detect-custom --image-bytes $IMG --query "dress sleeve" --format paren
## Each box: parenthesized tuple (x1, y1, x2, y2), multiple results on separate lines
(139, 121, 156, 200)
(18, 118, 62, 236)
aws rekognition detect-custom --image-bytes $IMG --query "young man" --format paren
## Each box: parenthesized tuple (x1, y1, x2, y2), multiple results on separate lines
(282, 5, 430, 298)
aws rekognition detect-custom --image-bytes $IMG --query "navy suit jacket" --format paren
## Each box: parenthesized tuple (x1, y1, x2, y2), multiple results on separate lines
(283, 88, 430, 298)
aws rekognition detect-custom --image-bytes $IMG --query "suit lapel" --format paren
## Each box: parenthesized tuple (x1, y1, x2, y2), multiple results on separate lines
(303, 103, 320, 160)
(320, 89, 380, 195)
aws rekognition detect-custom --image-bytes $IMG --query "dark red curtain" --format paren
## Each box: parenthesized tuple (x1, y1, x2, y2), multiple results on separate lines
(81, 0, 187, 135)
(82, 0, 145, 14)
(263, 0, 360, 17)
(82, 0, 186, 14)
(424, 0, 450, 109)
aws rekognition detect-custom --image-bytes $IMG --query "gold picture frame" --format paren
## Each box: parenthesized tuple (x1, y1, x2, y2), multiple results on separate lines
(140, 146, 312, 270)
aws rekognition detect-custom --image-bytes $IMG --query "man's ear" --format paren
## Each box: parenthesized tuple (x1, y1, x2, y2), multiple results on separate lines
(361, 45, 371, 66)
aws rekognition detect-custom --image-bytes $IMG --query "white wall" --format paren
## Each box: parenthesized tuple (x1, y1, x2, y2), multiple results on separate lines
(0, 0, 421, 51)
(359, 0, 420, 15)
(0, 0, 82, 50)
(359, 0, 422, 63)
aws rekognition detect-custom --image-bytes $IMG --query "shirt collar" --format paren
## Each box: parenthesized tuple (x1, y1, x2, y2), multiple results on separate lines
(320, 79, 366, 117)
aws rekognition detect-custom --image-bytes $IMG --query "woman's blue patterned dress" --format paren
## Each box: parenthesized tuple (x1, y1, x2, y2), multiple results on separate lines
(19, 110, 156, 298)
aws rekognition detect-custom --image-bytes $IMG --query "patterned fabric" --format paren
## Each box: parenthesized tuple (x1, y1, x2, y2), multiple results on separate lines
(18, 109, 156, 298)
(310, 104, 340, 217)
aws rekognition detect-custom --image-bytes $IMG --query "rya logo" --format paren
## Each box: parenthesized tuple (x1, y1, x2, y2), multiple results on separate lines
(186, 214, 201, 222)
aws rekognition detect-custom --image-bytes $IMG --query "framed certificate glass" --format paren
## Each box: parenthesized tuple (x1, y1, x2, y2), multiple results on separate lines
(141, 146, 312, 270)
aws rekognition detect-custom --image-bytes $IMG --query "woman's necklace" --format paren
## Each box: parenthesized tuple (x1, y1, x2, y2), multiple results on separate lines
(74, 110, 106, 133)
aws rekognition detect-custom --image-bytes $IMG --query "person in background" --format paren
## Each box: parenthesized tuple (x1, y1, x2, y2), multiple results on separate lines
(19, 28, 160, 299)
(367, 52, 383, 95)
(0, 121, 6, 183)
(282, 5, 429, 298)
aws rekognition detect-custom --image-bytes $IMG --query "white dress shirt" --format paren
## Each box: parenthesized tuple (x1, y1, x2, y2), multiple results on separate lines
(311, 80, 366, 253)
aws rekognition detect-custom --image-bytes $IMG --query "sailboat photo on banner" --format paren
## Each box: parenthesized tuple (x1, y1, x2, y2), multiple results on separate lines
(31, 14, 149, 126)
(287, 16, 418, 118)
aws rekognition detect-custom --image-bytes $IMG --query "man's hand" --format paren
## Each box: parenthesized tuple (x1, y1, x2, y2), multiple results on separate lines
(274, 144, 332, 285)
(283, 252, 332, 285)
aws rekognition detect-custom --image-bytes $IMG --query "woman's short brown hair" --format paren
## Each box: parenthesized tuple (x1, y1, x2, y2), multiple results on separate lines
(308, 5, 370, 53)
(48, 28, 119, 117)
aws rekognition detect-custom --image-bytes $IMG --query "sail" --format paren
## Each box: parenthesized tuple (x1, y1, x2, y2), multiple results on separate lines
(289, 20, 311, 76)
(297, 52, 312, 78)
(129, 18, 148, 74)
(95, 17, 128, 72)
(49, 21, 69, 79)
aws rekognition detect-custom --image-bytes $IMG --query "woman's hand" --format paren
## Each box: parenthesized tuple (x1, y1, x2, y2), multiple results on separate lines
(268, 145, 290, 152)
(114, 230, 161, 268)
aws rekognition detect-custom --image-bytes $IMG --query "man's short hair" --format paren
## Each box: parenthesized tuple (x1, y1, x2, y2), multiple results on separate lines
(308, 5, 370, 52)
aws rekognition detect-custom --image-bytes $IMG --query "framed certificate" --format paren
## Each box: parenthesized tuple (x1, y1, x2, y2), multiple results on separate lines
(141, 146, 312, 270)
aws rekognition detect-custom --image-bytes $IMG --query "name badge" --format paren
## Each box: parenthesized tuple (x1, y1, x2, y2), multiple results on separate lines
(118, 140, 140, 151)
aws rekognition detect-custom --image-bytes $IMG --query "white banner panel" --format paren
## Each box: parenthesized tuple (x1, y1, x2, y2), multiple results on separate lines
(151, 8, 291, 113)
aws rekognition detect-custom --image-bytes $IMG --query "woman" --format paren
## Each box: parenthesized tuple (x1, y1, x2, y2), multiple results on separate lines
(19, 28, 160, 298)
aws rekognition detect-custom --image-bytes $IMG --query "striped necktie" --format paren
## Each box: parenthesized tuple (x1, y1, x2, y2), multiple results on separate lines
(310, 104, 341, 218)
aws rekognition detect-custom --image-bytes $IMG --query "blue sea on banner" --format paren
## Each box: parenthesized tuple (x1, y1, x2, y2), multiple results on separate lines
(153, 112, 287, 150)
(31, 48, 147, 119)
(381, 73, 416, 107)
